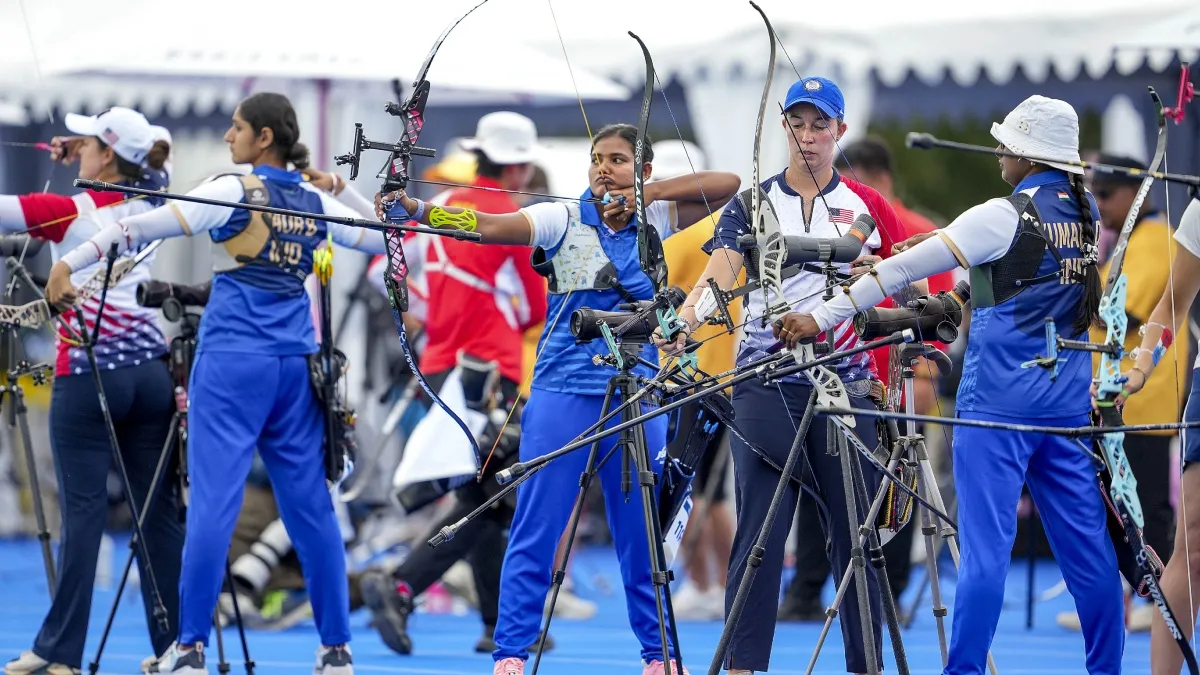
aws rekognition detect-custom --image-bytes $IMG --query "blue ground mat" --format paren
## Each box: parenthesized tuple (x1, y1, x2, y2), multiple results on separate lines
(0, 537, 1152, 674)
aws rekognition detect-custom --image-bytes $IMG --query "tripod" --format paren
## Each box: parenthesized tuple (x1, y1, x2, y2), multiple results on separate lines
(708, 262, 910, 675)
(530, 341, 685, 675)
(87, 300, 254, 675)
(877, 346, 998, 675)
(0, 265, 56, 596)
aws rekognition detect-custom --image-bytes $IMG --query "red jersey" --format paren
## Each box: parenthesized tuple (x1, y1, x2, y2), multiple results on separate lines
(869, 199, 956, 390)
(412, 177, 547, 382)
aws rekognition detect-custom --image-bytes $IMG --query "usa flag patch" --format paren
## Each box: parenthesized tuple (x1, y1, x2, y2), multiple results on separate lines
(828, 207, 854, 225)
(102, 128, 119, 145)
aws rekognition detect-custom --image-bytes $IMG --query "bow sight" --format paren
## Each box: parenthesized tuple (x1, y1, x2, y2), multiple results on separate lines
(334, 121, 438, 189)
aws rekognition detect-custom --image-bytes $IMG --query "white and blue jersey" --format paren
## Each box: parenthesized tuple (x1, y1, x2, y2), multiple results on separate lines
(519, 191, 677, 395)
(942, 170, 1101, 418)
(705, 169, 905, 384)
(159, 165, 383, 356)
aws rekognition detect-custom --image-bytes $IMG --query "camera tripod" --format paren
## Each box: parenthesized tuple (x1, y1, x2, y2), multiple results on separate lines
(0, 263, 56, 596)
(87, 298, 255, 675)
(706, 261, 916, 675)
(528, 340, 685, 675)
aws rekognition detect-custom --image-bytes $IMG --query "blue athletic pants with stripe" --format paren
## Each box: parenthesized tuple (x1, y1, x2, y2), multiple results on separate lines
(178, 352, 350, 647)
(493, 388, 673, 663)
(947, 411, 1124, 675)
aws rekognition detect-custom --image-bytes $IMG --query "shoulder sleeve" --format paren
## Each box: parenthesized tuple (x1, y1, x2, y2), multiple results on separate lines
(523, 202, 571, 249)
(5, 191, 123, 242)
(647, 200, 679, 241)
(328, 222, 387, 254)
(701, 193, 749, 256)
(936, 198, 1020, 268)
(842, 179, 903, 258)
(1174, 198, 1200, 259)
(170, 175, 248, 235)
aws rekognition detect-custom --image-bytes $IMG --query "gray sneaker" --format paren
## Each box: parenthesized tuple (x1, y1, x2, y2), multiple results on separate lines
(313, 646, 352, 675)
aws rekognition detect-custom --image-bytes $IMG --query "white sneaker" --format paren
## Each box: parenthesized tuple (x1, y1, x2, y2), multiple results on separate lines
(152, 643, 208, 675)
(546, 587, 597, 620)
(1055, 610, 1081, 631)
(313, 645, 352, 675)
(671, 583, 724, 621)
(5, 652, 77, 675)
(1128, 604, 1155, 632)
(441, 561, 479, 609)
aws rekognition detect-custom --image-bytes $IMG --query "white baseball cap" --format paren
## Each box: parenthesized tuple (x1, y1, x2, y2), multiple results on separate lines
(990, 95, 1084, 175)
(650, 140, 706, 182)
(459, 112, 540, 165)
(64, 106, 157, 166)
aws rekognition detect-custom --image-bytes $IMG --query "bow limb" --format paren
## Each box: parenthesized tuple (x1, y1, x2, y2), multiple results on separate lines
(1092, 89, 1199, 673)
(373, 3, 493, 470)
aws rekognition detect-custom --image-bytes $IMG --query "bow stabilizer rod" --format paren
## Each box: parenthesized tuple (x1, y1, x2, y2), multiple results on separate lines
(73, 179, 481, 242)
(905, 132, 1200, 190)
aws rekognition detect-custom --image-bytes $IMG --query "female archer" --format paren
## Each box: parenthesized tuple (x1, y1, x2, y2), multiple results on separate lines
(1111, 195, 1200, 675)
(658, 76, 909, 675)
(1, 107, 185, 675)
(44, 92, 387, 675)
(376, 122, 739, 675)
(787, 95, 1126, 674)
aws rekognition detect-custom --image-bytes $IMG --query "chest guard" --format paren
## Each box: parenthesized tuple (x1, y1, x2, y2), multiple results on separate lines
(529, 203, 628, 299)
(970, 193, 1073, 308)
(212, 174, 274, 272)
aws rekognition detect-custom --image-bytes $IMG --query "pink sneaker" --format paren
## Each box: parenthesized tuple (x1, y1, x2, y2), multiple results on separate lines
(643, 660, 689, 675)
(493, 658, 525, 675)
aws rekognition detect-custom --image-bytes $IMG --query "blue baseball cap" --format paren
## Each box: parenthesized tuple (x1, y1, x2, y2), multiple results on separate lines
(783, 77, 845, 120)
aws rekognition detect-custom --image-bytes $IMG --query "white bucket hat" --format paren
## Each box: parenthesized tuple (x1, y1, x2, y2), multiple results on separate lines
(990, 95, 1084, 175)
(459, 111, 541, 165)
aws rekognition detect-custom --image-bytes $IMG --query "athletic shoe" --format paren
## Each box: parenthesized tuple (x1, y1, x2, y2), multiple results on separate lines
(473, 625, 556, 654)
(360, 571, 413, 655)
(313, 645, 352, 675)
(642, 659, 689, 675)
(544, 587, 597, 620)
(151, 643, 208, 675)
(4, 652, 78, 675)
(669, 582, 724, 621)
(493, 658, 524, 675)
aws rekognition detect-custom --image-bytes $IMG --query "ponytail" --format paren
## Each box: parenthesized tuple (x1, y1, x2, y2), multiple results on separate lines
(1068, 172, 1102, 334)
(287, 142, 310, 171)
(144, 140, 171, 171)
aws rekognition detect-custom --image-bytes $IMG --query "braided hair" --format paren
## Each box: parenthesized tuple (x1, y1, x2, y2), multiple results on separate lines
(1067, 172, 1102, 334)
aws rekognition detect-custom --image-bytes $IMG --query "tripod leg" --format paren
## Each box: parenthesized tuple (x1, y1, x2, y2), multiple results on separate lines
(914, 451, 949, 665)
(224, 562, 256, 675)
(803, 433, 906, 675)
(834, 421, 879, 675)
(213, 607, 230, 675)
(88, 414, 181, 675)
(847, 437, 909, 675)
(528, 383, 614, 675)
(626, 391, 681, 675)
(11, 384, 56, 595)
(707, 388, 818, 675)
(75, 320, 170, 633)
(916, 442, 1000, 675)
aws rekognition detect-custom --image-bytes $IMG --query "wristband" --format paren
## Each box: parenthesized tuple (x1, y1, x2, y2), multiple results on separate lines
(410, 199, 425, 222)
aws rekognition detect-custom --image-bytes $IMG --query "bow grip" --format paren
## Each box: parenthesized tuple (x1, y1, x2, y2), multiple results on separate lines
(1096, 392, 1125, 428)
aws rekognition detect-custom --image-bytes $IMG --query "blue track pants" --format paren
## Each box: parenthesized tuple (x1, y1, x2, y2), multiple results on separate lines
(493, 388, 673, 663)
(178, 352, 350, 647)
(947, 411, 1124, 674)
